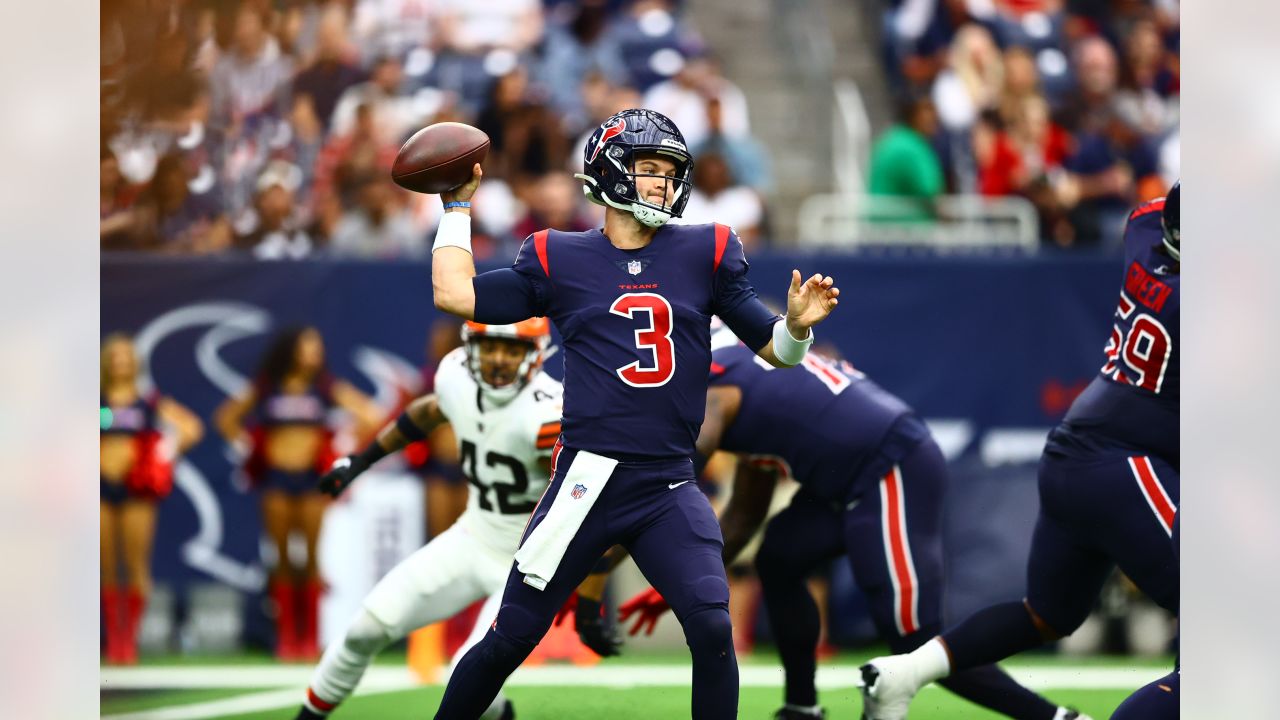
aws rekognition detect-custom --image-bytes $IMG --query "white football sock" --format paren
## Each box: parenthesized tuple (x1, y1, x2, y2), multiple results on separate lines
(907, 637, 952, 684)
(306, 610, 394, 711)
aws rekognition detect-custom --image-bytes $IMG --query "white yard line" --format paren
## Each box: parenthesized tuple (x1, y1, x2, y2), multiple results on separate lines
(101, 689, 309, 720)
(102, 662, 1166, 691)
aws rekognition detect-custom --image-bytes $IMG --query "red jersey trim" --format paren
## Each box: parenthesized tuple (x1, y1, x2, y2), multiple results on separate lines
(534, 230, 551, 277)
(712, 223, 730, 274)
(1129, 198, 1166, 222)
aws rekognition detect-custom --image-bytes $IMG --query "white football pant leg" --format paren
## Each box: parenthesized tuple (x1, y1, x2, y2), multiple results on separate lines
(306, 523, 499, 711)
(305, 609, 392, 713)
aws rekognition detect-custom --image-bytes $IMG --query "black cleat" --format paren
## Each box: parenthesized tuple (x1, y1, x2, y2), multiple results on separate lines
(498, 699, 516, 720)
(294, 706, 326, 720)
(773, 707, 826, 719)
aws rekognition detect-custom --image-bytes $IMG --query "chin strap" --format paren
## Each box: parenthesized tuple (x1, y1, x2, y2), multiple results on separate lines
(575, 174, 673, 228)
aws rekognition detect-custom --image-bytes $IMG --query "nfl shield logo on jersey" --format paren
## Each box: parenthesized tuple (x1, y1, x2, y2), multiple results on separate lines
(627, 260, 642, 275)
(571, 483, 588, 499)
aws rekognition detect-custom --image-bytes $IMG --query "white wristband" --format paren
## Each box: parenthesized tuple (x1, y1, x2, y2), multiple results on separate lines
(432, 211, 473, 254)
(772, 318, 813, 365)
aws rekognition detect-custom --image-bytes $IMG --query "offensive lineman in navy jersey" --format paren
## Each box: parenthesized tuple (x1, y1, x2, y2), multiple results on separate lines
(619, 335, 1087, 720)
(860, 183, 1181, 720)
(426, 109, 840, 719)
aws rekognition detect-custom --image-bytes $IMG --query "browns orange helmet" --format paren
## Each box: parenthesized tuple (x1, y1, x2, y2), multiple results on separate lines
(460, 318, 551, 404)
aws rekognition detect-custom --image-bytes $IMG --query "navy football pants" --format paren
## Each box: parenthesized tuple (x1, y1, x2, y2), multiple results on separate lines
(1110, 670, 1179, 719)
(756, 438, 948, 646)
(435, 446, 735, 719)
(1026, 450, 1179, 634)
(757, 439, 1058, 718)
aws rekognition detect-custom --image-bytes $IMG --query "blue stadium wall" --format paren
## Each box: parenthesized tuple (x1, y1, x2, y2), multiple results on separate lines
(102, 251, 1120, 646)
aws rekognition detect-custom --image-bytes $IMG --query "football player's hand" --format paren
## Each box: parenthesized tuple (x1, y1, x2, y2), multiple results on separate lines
(317, 455, 367, 497)
(574, 597, 623, 657)
(618, 587, 670, 636)
(553, 592, 578, 627)
(785, 269, 839, 334)
(441, 163, 482, 205)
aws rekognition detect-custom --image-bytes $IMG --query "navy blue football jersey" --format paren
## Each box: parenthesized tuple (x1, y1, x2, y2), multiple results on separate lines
(472, 223, 779, 458)
(1049, 199, 1180, 464)
(709, 342, 928, 503)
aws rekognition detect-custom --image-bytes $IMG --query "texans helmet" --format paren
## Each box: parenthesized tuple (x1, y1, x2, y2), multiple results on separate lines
(1161, 180, 1179, 261)
(574, 108, 694, 228)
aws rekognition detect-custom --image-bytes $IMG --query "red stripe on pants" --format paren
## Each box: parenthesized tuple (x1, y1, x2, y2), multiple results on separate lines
(884, 467, 917, 635)
(1130, 456, 1175, 534)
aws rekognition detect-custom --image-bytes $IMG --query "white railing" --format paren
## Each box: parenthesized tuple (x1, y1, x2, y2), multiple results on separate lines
(796, 193, 1041, 250)
(832, 79, 872, 195)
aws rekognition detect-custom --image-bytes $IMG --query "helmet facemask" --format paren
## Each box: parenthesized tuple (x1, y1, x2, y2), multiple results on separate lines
(461, 332, 546, 406)
(1161, 181, 1180, 262)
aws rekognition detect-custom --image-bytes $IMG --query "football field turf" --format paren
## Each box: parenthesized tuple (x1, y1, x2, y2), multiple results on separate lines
(101, 650, 1169, 719)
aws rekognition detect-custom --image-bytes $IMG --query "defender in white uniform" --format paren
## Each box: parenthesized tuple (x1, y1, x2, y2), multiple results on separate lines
(296, 319, 561, 720)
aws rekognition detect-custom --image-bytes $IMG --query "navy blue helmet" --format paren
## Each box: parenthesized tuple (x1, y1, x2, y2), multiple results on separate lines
(1162, 181, 1179, 261)
(574, 108, 693, 228)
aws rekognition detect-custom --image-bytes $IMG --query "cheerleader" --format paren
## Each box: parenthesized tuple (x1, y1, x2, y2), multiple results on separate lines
(100, 334, 203, 664)
(215, 327, 380, 660)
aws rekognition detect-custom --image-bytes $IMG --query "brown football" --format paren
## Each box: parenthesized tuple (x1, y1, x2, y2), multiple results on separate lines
(391, 122, 490, 194)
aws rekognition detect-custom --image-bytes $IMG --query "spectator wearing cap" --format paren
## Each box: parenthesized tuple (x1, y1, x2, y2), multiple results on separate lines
(234, 161, 315, 260)
(678, 151, 765, 250)
(293, 5, 368, 135)
(329, 176, 424, 258)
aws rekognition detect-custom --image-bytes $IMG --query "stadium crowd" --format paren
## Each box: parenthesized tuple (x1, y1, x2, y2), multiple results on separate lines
(100, 0, 773, 259)
(99, 0, 1177, 255)
(872, 0, 1179, 247)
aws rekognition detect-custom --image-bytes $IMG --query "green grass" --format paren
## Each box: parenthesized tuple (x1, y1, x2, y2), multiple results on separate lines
(103, 650, 1170, 718)
(202, 685, 1131, 719)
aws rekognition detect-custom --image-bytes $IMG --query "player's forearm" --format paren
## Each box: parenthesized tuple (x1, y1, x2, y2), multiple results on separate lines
(431, 246, 477, 319)
(367, 396, 445, 461)
(431, 207, 478, 318)
(758, 318, 815, 368)
(719, 506, 763, 566)
(576, 572, 609, 602)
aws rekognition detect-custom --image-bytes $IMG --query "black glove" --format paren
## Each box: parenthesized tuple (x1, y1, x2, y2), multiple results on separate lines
(575, 597, 623, 657)
(317, 455, 368, 497)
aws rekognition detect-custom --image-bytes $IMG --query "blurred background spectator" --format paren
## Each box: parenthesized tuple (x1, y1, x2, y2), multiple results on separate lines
(868, 95, 945, 217)
(99, 0, 1174, 254)
(329, 176, 424, 258)
(678, 151, 765, 250)
(233, 160, 315, 260)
